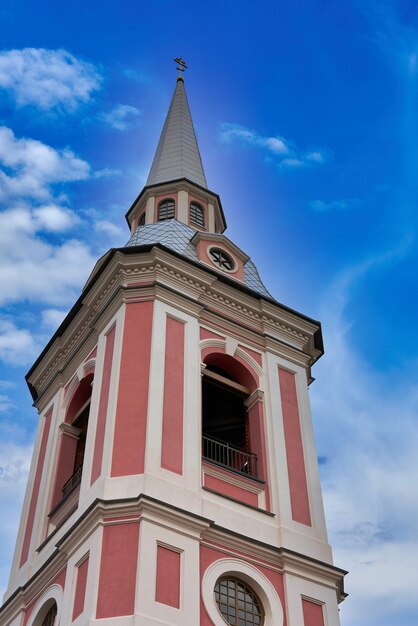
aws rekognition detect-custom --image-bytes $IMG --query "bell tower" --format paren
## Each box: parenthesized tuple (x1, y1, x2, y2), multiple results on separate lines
(0, 70, 346, 626)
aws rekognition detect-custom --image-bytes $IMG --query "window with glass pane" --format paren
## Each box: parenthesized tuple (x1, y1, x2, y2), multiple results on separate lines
(158, 199, 175, 221)
(209, 248, 235, 271)
(214, 577, 264, 626)
(190, 201, 205, 227)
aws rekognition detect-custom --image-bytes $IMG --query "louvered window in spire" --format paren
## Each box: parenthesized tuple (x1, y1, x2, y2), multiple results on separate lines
(158, 199, 175, 221)
(190, 201, 205, 228)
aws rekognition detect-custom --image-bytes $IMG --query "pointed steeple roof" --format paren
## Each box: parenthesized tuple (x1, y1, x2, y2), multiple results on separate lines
(146, 77, 208, 188)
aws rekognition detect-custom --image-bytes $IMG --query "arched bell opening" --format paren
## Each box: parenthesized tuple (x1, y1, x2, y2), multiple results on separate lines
(50, 374, 94, 514)
(39, 602, 57, 626)
(30, 599, 58, 626)
(202, 353, 261, 479)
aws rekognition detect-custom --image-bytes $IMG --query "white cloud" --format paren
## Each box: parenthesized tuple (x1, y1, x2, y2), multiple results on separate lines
(41, 308, 68, 330)
(0, 126, 90, 202)
(279, 157, 305, 169)
(305, 150, 325, 163)
(95, 219, 125, 238)
(0, 441, 32, 599)
(0, 395, 14, 412)
(0, 206, 96, 306)
(0, 381, 15, 390)
(220, 123, 289, 154)
(33, 204, 78, 231)
(0, 318, 39, 365)
(0, 48, 102, 111)
(310, 198, 359, 212)
(219, 122, 327, 170)
(310, 245, 418, 625)
(263, 136, 289, 153)
(123, 68, 149, 83)
(99, 104, 141, 131)
(94, 167, 122, 179)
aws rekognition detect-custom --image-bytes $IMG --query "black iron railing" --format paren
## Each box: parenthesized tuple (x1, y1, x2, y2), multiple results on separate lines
(61, 464, 83, 500)
(202, 435, 258, 478)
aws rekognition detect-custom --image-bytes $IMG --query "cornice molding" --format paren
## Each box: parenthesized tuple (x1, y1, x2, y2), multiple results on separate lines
(28, 246, 321, 404)
(202, 526, 346, 594)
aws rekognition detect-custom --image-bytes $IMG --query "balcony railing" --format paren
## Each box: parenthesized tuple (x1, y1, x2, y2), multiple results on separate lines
(202, 435, 258, 478)
(61, 464, 83, 500)
(48, 464, 83, 522)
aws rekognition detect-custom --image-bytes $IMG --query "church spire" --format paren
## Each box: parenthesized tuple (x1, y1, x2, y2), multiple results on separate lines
(146, 76, 208, 188)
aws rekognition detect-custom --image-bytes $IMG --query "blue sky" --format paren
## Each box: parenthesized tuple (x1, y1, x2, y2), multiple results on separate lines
(0, 1, 417, 624)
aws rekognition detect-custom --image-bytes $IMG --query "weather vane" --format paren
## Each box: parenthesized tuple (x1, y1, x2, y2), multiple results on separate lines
(174, 57, 188, 79)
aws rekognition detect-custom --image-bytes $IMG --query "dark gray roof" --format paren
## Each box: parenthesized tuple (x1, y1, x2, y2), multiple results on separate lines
(125, 220, 272, 299)
(146, 79, 208, 188)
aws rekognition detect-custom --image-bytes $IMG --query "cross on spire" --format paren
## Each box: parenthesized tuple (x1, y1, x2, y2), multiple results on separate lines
(174, 57, 188, 81)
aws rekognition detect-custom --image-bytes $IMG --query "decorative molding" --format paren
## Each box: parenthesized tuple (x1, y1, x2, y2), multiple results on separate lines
(28, 246, 320, 405)
(58, 423, 81, 438)
(244, 389, 264, 411)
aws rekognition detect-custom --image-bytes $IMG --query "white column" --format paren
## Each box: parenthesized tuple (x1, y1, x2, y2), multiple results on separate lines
(178, 190, 188, 224)
(146, 196, 155, 224)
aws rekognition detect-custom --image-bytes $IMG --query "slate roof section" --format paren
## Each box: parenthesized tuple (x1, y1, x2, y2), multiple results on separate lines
(125, 220, 272, 299)
(146, 78, 208, 188)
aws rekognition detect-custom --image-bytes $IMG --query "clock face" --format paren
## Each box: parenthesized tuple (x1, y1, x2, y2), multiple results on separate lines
(209, 247, 235, 271)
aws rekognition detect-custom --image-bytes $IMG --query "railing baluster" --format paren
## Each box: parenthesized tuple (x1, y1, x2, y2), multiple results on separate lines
(202, 435, 258, 478)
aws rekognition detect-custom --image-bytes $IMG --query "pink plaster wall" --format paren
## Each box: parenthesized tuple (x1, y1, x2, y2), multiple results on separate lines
(96, 522, 139, 618)
(302, 599, 325, 626)
(155, 545, 181, 608)
(19, 409, 53, 567)
(111, 301, 153, 476)
(161, 316, 185, 474)
(278, 368, 312, 526)
(204, 473, 259, 507)
(200, 327, 223, 341)
(72, 556, 89, 621)
(90, 326, 116, 484)
(247, 400, 270, 510)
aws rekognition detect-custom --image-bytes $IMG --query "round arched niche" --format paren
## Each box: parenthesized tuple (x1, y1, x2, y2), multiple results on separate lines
(202, 559, 284, 626)
(26, 584, 63, 626)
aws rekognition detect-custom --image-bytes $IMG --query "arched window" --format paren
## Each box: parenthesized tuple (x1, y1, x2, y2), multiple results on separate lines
(202, 355, 258, 478)
(215, 577, 264, 626)
(138, 212, 146, 226)
(190, 201, 205, 228)
(158, 199, 175, 221)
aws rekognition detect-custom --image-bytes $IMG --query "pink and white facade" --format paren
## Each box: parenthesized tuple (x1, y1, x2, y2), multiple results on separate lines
(0, 76, 346, 626)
